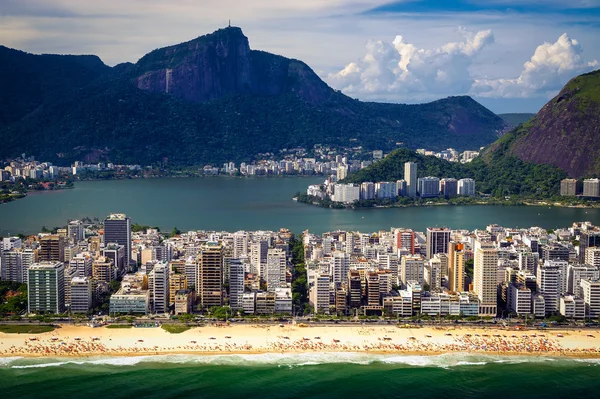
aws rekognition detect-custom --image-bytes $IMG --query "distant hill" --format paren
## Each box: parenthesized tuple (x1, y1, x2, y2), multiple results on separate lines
(498, 113, 535, 128)
(485, 70, 600, 178)
(0, 27, 506, 166)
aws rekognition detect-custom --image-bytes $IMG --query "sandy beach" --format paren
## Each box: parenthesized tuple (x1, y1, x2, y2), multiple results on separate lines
(1, 324, 600, 358)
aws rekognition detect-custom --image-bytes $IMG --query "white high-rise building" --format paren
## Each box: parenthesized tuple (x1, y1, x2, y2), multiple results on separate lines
(70, 277, 92, 313)
(567, 264, 599, 297)
(229, 259, 245, 310)
(233, 231, 249, 259)
(331, 251, 350, 284)
(1, 249, 24, 283)
(401, 255, 425, 286)
(418, 177, 440, 198)
(250, 240, 268, 277)
(332, 184, 360, 203)
(404, 162, 417, 198)
(585, 247, 600, 268)
(581, 279, 600, 318)
(375, 182, 397, 199)
(148, 262, 170, 314)
(266, 248, 287, 291)
(312, 274, 330, 314)
(474, 241, 498, 316)
(536, 262, 561, 314)
(458, 178, 476, 196)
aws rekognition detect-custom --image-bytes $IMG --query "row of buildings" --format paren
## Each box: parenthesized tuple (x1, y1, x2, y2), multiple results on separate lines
(308, 162, 476, 204)
(560, 178, 600, 197)
(302, 222, 600, 319)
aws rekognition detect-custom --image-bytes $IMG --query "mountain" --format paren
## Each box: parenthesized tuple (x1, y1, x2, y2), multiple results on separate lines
(0, 27, 506, 166)
(485, 70, 600, 178)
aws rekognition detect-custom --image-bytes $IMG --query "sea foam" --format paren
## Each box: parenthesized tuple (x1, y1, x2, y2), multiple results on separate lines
(1, 353, 599, 370)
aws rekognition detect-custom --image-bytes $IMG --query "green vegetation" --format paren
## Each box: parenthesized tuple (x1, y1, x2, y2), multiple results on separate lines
(131, 223, 160, 233)
(0, 325, 55, 334)
(105, 324, 133, 329)
(0, 281, 28, 316)
(291, 236, 309, 316)
(161, 324, 192, 334)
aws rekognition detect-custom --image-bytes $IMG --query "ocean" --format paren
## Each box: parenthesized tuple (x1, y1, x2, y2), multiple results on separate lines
(1, 353, 599, 398)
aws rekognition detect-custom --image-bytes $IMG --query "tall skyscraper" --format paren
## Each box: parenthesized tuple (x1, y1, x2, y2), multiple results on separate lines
(426, 228, 451, 260)
(198, 242, 224, 310)
(148, 262, 169, 314)
(448, 242, 465, 292)
(229, 259, 245, 310)
(28, 262, 65, 314)
(536, 261, 560, 314)
(404, 162, 417, 198)
(474, 241, 498, 316)
(560, 179, 578, 196)
(330, 251, 350, 284)
(103, 213, 132, 270)
(418, 177, 440, 198)
(580, 230, 600, 262)
(457, 178, 476, 196)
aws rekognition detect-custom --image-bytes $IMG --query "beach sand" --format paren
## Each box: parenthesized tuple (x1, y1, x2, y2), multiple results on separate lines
(1, 323, 599, 358)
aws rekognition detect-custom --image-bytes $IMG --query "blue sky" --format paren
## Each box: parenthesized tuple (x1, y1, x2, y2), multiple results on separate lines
(1, 0, 599, 113)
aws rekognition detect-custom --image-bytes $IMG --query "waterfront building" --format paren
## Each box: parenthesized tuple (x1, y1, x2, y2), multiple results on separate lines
(360, 182, 375, 200)
(536, 262, 561, 314)
(109, 275, 149, 315)
(274, 287, 293, 314)
(255, 292, 276, 315)
(507, 283, 532, 316)
(457, 178, 476, 196)
(229, 259, 245, 310)
(568, 264, 599, 297)
(198, 242, 224, 310)
(426, 227, 450, 260)
(560, 179, 578, 196)
(383, 291, 413, 316)
(70, 277, 92, 313)
(332, 184, 360, 203)
(396, 180, 407, 197)
(311, 274, 330, 314)
(242, 293, 256, 315)
(473, 241, 498, 316)
(583, 179, 600, 197)
(375, 182, 397, 199)
(559, 294, 585, 319)
(174, 290, 193, 315)
(148, 262, 169, 314)
(440, 178, 458, 198)
(448, 242, 465, 292)
(103, 213, 132, 269)
(266, 248, 287, 291)
(581, 279, 600, 318)
(418, 177, 440, 198)
(27, 262, 65, 314)
(404, 162, 417, 198)
(39, 235, 65, 263)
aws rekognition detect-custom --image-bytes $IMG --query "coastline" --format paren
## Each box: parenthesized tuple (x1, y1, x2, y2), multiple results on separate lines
(2, 324, 600, 359)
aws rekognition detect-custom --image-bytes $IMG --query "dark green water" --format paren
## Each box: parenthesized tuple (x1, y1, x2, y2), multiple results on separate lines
(1, 354, 599, 398)
(1, 177, 600, 235)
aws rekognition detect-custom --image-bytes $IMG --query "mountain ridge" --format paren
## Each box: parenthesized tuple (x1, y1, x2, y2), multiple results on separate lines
(0, 27, 506, 166)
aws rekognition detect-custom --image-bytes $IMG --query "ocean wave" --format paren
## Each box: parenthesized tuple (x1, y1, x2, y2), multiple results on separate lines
(2, 353, 599, 370)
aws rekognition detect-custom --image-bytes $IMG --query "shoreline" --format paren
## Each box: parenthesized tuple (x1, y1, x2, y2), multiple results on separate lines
(2, 324, 600, 360)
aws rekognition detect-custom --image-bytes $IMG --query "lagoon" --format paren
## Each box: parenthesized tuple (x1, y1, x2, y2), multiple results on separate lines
(1, 177, 600, 235)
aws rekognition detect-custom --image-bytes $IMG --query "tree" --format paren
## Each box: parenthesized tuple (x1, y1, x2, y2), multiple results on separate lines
(170, 227, 181, 238)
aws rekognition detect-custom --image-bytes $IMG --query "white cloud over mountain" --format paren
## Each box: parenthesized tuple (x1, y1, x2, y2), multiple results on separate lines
(328, 30, 598, 101)
(472, 33, 599, 98)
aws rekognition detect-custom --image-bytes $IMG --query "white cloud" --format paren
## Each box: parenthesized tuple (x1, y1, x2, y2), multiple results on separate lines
(472, 33, 599, 98)
(327, 27, 494, 100)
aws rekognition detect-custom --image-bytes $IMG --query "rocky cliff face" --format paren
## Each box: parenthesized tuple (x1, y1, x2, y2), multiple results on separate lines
(133, 27, 331, 104)
(498, 70, 600, 178)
